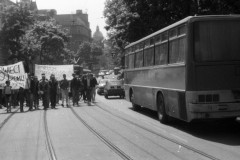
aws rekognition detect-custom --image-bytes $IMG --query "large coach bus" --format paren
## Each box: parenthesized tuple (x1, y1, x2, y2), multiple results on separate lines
(124, 15, 240, 123)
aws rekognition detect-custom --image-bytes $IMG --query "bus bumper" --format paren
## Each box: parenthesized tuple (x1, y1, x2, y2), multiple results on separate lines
(188, 102, 240, 120)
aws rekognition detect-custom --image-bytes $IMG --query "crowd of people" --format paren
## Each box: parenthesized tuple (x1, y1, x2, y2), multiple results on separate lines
(0, 72, 98, 113)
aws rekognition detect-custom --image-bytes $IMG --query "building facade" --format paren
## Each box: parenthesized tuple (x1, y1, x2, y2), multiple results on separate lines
(0, 1, 92, 65)
(53, 10, 92, 52)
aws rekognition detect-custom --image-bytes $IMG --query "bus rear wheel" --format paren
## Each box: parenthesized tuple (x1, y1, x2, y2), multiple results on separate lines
(104, 93, 108, 99)
(130, 92, 141, 111)
(157, 93, 169, 124)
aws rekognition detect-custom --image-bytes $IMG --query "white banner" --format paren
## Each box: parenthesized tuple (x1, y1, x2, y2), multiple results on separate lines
(0, 62, 27, 89)
(35, 64, 74, 81)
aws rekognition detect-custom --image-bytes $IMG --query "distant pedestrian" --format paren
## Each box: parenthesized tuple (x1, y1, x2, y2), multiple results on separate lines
(70, 73, 81, 106)
(0, 88, 3, 109)
(32, 76, 39, 110)
(3, 80, 12, 112)
(39, 73, 49, 110)
(81, 74, 87, 103)
(18, 87, 25, 112)
(49, 74, 58, 109)
(11, 89, 18, 108)
(28, 74, 35, 111)
(83, 73, 94, 106)
(60, 74, 69, 107)
(90, 74, 98, 103)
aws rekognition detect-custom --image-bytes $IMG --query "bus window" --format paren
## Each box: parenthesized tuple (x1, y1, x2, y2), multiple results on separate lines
(178, 25, 186, 36)
(194, 21, 240, 62)
(169, 29, 177, 39)
(150, 38, 154, 46)
(144, 47, 154, 66)
(162, 32, 168, 42)
(144, 39, 150, 47)
(155, 42, 168, 65)
(155, 35, 161, 44)
(135, 51, 143, 68)
(169, 28, 185, 64)
(125, 54, 129, 69)
(129, 53, 135, 69)
(178, 37, 187, 62)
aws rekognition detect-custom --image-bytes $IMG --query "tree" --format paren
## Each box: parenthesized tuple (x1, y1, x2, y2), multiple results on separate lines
(104, 0, 240, 67)
(77, 41, 103, 70)
(21, 19, 70, 65)
(0, 4, 34, 63)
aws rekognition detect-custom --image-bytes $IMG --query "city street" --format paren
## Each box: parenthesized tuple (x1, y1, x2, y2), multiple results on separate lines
(0, 94, 239, 160)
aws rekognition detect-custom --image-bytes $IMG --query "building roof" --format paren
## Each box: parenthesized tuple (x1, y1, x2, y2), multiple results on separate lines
(54, 14, 88, 27)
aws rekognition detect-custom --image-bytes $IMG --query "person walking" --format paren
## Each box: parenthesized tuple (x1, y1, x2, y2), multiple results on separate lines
(90, 74, 98, 103)
(38, 73, 49, 110)
(83, 74, 94, 106)
(32, 76, 39, 110)
(28, 74, 35, 111)
(70, 73, 81, 106)
(18, 87, 25, 112)
(3, 80, 12, 113)
(49, 74, 58, 109)
(25, 73, 32, 110)
(60, 74, 69, 107)
(81, 74, 87, 103)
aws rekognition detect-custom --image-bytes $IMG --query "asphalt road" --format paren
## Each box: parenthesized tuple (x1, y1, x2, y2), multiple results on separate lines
(0, 94, 239, 160)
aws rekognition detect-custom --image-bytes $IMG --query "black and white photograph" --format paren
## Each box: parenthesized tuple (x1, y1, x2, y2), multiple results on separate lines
(0, 0, 240, 160)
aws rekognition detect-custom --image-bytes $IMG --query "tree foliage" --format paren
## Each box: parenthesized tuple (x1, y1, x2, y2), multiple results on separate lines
(0, 5, 34, 61)
(21, 19, 70, 64)
(104, 0, 240, 67)
(77, 41, 103, 69)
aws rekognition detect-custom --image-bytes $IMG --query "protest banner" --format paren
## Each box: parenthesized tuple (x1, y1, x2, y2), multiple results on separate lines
(35, 64, 74, 81)
(0, 62, 27, 89)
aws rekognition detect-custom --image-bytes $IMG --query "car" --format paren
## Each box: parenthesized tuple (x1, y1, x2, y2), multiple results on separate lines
(104, 79, 125, 99)
(97, 79, 108, 95)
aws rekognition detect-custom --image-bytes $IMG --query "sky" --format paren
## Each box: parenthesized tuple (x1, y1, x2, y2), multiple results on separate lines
(12, 0, 107, 37)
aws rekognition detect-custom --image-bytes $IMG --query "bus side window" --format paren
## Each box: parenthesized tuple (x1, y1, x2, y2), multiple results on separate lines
(169, 27, 186, 64)
(144, 39, 154, 67)
(155, 32, 168, 65)
(129, 53, 135, 69)
(135, 50, 143, 68)
(125, 54, 129, 69)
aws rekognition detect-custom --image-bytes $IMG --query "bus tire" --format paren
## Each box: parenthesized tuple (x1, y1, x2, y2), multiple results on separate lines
(157, 93, 169, 124)
(130, 91, 141, 111)
(104, 94, 108, 99)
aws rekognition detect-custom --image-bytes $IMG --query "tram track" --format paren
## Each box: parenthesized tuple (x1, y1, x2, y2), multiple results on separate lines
(70, 106, 133, 160)
(77, 106, 184, 160)
(95, 102, 221, 160)
(43, 110, 57, 160)
(0, 107, 20, 131)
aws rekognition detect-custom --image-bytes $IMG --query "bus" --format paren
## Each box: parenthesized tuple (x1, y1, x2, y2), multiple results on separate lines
(124, 15, 240, 123)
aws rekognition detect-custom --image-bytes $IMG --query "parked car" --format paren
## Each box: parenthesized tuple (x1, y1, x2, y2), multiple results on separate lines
(104, 79, 125, 99)
(97, 79, 108, 95)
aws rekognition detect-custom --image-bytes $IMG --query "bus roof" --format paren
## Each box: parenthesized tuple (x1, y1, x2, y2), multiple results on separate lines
(125, 15, 240, 49)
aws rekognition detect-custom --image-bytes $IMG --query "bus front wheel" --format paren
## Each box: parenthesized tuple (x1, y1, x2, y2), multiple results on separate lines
(157, 93, 169, 124)
(130, 92, 141, 111)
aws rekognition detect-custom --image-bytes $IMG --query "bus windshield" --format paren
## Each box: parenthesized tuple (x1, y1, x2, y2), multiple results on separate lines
(194, 20, 240, 62)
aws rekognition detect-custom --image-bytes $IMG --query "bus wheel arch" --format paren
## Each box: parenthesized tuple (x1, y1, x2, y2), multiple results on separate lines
(156, 92, 169, 124)
(130, 88, 141, 111)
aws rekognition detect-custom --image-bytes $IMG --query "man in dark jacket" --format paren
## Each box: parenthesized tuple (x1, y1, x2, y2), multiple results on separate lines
(32, 76, 39, 110)
(70, 73, 81, 106)
(39, 73, 49, 110)
(49, 74, 58, 109)
(82, 73, 95, 106)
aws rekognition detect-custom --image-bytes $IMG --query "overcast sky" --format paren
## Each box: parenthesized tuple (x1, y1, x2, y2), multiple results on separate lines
(12, 0, 107, 37)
